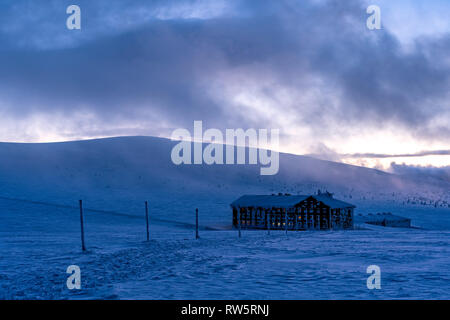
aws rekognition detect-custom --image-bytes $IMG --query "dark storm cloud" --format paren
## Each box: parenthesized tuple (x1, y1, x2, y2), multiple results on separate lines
(344, 150, 450, 159)
(0, 0, 449, 139)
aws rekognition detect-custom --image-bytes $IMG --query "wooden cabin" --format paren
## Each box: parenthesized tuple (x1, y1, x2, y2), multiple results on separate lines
(230, 194, 355, 231)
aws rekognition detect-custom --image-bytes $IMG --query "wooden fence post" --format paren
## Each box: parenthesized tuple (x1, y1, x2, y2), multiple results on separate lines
(145, 201, 150, 241)
(195, 208, 199, 239)
(79, 200, 86, 252)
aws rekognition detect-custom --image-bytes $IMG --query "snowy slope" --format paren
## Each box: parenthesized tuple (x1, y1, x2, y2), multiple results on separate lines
(1, 137, 449, 300)
(0, 136, 448, 227)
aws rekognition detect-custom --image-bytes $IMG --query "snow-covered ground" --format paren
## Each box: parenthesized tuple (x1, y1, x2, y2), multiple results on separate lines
(0, 137, 449, 299)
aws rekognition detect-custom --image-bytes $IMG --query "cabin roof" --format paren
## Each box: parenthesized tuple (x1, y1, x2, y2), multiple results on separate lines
(230, 194, 355, 209)
(355, 213, 411, 223)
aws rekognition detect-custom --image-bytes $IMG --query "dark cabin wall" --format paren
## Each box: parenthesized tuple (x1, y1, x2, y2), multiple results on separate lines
(232, 203, 354, 230)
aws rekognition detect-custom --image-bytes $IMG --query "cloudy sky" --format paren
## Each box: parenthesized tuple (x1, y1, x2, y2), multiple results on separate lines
(0, 0, 449, 171)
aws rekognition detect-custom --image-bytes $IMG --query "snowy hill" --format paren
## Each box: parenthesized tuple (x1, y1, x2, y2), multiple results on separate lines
(1, 136, 449, 300)
(0, 136, 448, 227)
